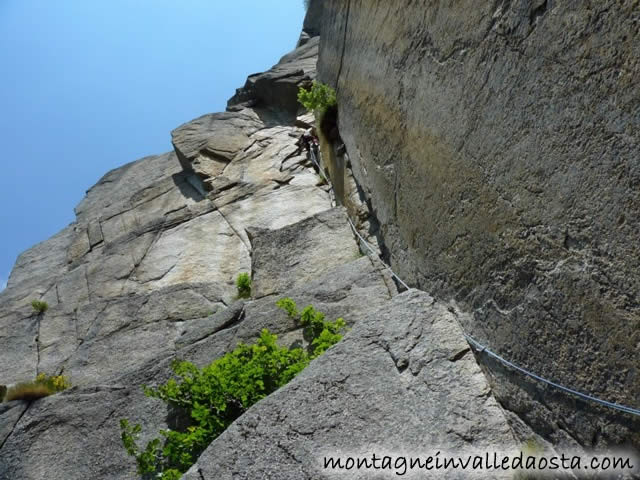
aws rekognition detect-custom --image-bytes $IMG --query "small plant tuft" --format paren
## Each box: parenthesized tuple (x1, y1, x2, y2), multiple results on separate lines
(298, 81, 337, 115)
(235, 272, 252, 299)
(278, 298, 346, 357)
(31, 299, 48, 314)
(275, 297, 299, 318)
(5, 373, 70, 402)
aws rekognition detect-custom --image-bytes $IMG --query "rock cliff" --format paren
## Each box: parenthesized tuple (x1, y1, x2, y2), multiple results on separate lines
(0, 8, 528, 479)
(316, 0, 640, 448)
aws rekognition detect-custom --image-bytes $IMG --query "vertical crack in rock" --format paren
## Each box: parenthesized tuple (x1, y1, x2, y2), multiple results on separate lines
(83, 265, 91, 304)
(529, 0, 548, 27)
(365, 254, 396, 299)
(82, 300, 112, 344)
(35, 312, 42, 375)
(73, 310, 80, 348)
(212, 199, 251, 252)
(129, 228, 164, 282)
(0, 403, 30, 454)
(335, 0, 351, 92)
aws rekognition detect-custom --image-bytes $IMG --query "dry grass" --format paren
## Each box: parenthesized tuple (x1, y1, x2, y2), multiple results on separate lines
(31, 300, 48, 313)
(4, 373, 70, 402)
(5, 382, 54, 402)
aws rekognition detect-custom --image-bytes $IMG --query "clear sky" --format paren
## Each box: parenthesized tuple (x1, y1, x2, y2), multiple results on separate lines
(0, 0, 306, 290)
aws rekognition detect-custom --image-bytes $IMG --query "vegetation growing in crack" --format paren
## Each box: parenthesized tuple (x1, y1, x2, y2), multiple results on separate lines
(31, 299, 48, 314)
(4, 373, 70, 402)
(235, 272, 252, 299)
(297, 81, 337, 116)
(276, 298, 346, 357)
(120, 299, 346, 479)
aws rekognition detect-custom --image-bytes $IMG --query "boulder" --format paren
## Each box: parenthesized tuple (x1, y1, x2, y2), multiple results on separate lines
(249, 207, 360, 298)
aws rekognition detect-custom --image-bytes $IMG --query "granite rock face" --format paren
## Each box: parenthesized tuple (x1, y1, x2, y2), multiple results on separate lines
(227, 37, 319, 119)
(0, 214, 398, 480)
(184, 290, 520, 480)
(0, 37, 341, 476)
(317, 0, 640, 446)
(249, 207, 361, 298)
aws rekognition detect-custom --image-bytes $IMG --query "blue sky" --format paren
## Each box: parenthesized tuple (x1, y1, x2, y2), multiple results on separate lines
(0, 1, 306, 290)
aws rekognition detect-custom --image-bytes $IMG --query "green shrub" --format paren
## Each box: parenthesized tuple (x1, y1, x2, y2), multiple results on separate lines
(31, 300, 48, 314)
(121, 300, 346, 479)
(297, 81, 337, 115)
(5, 373, 70, 402)
(235, 272, 251, 299)
(278, 298, 346, 357)
(275, 297, 298, 318)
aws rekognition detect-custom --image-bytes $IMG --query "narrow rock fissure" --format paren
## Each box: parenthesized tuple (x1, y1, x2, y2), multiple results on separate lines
(366, 255, 395, 299)
(449, 348, 471, 363)
(0, 403, 30, 454)
(529, 0, 548, 26)
(212, 200, 251, 252)
(83, 264, 91, 304)
(335, 0, 351, 93)
(35, 312, 42, 375)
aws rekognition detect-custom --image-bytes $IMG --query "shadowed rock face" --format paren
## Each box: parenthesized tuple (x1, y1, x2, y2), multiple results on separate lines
(317, 0, 640, 446)
(226, 37, 320, 120)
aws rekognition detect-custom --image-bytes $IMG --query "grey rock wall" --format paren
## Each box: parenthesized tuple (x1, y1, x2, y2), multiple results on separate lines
(317, 0, 640, 447)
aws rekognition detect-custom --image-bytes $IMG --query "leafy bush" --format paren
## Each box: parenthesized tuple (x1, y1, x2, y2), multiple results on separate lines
(31, 299, 48, 314)
(277, 298, 346, 356)
(275, 297, 298, 318)
(298, 81, 337, 115)
(5, 373, 70, 402)
(236, 272, 251, 299)
(121, 299, 346, 479)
